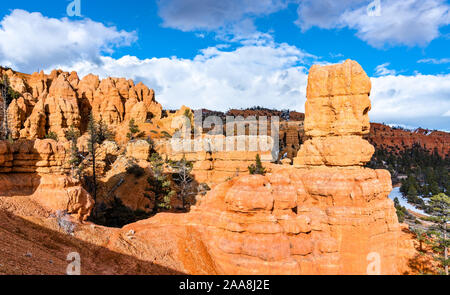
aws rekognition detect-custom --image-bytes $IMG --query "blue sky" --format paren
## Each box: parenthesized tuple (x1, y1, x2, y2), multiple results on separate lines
(0, 0, 449, 130)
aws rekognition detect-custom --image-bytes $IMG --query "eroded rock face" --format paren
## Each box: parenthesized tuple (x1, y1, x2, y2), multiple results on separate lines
(0, 139, 93, 220)
(154, 135, 275, 186)
(100, 60, 416, 274)
(0, 173, 93, 221)
(104, 166, 413, 274)
(0, 67, 163, 141)
(294, 60, 374, 167)
(0, 139, 67, 173)
(368, 123, 450, 158)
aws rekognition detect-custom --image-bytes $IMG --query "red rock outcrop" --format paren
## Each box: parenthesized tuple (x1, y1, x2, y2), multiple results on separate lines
(88, 60, 416, 275)
(0, 67, 163, 142)
(368, 123, 450, 158)
(294, 60, 374, 167)
(0, 139, 93, 220)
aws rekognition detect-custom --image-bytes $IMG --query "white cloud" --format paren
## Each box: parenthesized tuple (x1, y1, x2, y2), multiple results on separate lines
(51, 44, 450, 130)
(1, 9, 448, 130)
(374, 63, 397, 76)
(157, 0, 288, 38)
(60, 39, 312, 112)
(297, 0, 450, 48)
(0, 9, 136, 73)
(370, 73, 450, 129)
(418, 58, 450, 64)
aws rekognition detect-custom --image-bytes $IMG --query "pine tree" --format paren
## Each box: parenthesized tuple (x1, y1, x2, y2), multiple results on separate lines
(97, 118, 115, 143)
(425, 193, 449, 275)
(248, 154, 267, 175)
(65, 125, 82, 179)
(170, 157, 194, 209)
(126, 118, 142, 140)
(87, 113, 98, 202)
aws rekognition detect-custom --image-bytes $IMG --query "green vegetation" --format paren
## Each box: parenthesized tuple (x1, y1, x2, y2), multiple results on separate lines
(147, 153, 175, 211)
(424, 193, 449, 275)
(45, 131, 59, 141)
(248, 154, 267, 175)
(370, 144, 449, 274)
(65, 125, 83, 179)
(1, 75, 20, 106)
(393, 197, 412, 223)
(368, 144, 449, 210)
(126, 118, 145, 140)
(96, 118, 115, 143)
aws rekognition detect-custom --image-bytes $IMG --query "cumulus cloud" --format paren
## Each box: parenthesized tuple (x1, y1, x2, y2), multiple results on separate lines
(370, 73, 450, 129)
(51, 42, 450, 130)
(297, 0, 450, 48)
(0, 9, 136, 73)
(62, 39, 313, 112)
(157, 0, 288, 38)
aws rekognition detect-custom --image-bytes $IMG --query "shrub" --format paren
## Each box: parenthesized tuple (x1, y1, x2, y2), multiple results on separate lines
(45, 131, 59, 141)
(248, 154, 267, 175)
(55, 210, 76, 235)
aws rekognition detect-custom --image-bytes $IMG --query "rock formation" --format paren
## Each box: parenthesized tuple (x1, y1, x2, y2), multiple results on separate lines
(0, 67, 163, 142)
(368, 123, 450, 158)
(83, 60, 415, 275)
(154, 135, 275, 186)
(0, 61, 419, 274)
(0, 139, 93, 220)
(294, 60, 374, 167)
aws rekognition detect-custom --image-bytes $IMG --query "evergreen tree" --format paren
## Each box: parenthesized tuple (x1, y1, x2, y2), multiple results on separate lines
(430, 181, 440, 196)
(248, 154, 267, 175)
(148, 153, 174, 211)
(87, 113, 98, 202)
(425, 193, 449, 275)
(127, 118, 143, 140)
(97, 118, 115, 143)
(170, 157, 194, 209)
(65, 125, 83, 179)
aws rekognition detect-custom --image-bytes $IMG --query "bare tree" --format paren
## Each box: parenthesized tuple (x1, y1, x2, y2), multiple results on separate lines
(0, 75, 10, 140)
(170, 157, 195, 209)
